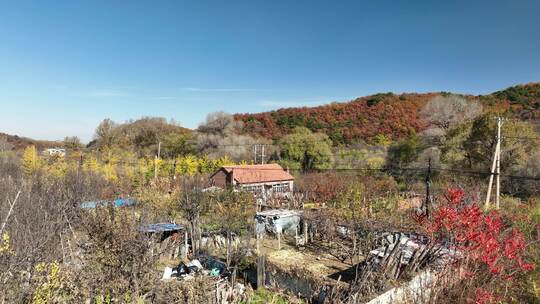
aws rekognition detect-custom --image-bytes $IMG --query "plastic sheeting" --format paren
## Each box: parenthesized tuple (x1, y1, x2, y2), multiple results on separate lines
(80, 198, 136, 209)
(139, 223, 184, 233)
(255, 209, 301, 235)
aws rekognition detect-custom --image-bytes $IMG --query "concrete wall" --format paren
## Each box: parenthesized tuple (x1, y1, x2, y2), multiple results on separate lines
(366, 270, 434, 304)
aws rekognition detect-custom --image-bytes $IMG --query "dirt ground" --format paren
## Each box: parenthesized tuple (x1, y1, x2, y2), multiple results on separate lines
(257, 234, 362, 283)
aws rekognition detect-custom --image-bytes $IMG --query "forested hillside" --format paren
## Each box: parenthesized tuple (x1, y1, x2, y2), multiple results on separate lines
(3, 83, 538, 152)
(0, 132, 61, 151)
(235, 83, 540, 145)
(88, 117, 192, 156)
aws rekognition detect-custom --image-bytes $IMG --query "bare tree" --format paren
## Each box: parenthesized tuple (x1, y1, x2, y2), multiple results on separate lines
(63, 136, 82, 150)
(0, 136, 14, 152)
(209, 190, 255, 267)
(196, 112, 259, 161)
(177, 179, 210, 255)
(197, 111, 243, 135)
(93, 118, 117, 149)
(0, 168, 109, 302)
(77, 206, 158, 299)
(421, 95, 482, 131)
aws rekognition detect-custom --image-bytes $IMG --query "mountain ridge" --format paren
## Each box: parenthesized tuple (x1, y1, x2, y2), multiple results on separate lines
(2, 83, 538, 148)
(235, 83, 540, 144)
(0, 132, 62, 152)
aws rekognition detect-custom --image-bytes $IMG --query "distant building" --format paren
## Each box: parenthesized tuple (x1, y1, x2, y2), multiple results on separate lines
(44, 148, 66, 157)
(209, 164, 294, 197)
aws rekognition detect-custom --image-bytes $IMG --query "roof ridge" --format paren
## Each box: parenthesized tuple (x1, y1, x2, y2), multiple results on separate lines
(219, 163, 294, 184)
(224, 163, 282, 168)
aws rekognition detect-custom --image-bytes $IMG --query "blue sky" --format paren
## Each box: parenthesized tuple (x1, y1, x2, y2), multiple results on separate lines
(1, 0, 539, 142)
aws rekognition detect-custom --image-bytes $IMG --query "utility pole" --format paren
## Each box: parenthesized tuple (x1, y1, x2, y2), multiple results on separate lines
(253, 144, 266, 164)
(485, 117, 502, 209)
(261, 144, 265, 164)
(253, 144, 258, 164)
(495, 118, 502, 209)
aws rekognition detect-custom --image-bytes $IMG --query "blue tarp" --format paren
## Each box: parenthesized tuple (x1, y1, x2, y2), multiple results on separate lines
(139, 223, 184, 233)
(113, 198, 136, 207)
(80, 198, 137, 209)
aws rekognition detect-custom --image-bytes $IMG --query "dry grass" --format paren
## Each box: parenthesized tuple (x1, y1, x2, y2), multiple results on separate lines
(266, 248, 352, 280)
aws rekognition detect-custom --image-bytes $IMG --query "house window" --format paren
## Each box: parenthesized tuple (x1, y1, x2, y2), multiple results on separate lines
(272, 183, 290, 193)
(242, 185, 263, 194)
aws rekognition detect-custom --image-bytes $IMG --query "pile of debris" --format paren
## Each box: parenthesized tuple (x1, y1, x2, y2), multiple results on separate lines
(139, 222, 186, 259)
(368, 232, 459, 275)
(162, 256, 228, 281)
(324, 231, 460, 303)
(160, 256, 247, 304)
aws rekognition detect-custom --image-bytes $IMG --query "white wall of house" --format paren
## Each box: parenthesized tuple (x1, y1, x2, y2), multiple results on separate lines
(44, 148, 66, 157)
(238, 180, 294, 196)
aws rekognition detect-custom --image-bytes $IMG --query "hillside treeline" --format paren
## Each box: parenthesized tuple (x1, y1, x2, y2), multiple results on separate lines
(235, 83, 540, 145)
(19, 89, 537, 198)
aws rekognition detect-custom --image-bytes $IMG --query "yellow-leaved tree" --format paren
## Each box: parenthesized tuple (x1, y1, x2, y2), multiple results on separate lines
(197, 155, 212, 174)
(22, 145, 41, 176)
(213, 155, 235, 170)
(102, 163, 117, 182)
(83, 155, 101, 173)
(48, 159, 69, 178)
(0, 232, 12, 254)
(176, 155, 199, 176)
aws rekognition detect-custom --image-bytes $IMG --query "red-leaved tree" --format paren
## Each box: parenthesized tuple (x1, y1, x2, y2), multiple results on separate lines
(414, 188, 535, 303)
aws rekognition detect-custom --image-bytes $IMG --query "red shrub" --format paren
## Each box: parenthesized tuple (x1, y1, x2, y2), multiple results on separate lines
(416, 188, 535, 301)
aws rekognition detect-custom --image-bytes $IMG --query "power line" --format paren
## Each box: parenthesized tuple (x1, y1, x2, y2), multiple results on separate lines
(77, 154, 540, 181)
(503, 136, 540, 141)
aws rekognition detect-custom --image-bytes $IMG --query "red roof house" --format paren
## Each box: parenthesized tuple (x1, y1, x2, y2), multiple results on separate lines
(209, 164, 294, 195)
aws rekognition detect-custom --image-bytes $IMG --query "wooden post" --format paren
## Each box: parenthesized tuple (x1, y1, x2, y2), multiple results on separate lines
(226, 231, 231, 267)
(183, 230, 189, 259)
(303, 220, 308, 245)
(423, 158, 432, 218)
(154, 155, 158, 180)
(172, 158, 177, 180)
(256, 255, 266, 289)
(154, 141, 161, 181)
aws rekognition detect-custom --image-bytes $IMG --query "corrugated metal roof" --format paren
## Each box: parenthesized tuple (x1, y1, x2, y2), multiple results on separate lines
(256, 209, 302, 217)
(220, 164, 294, 184)
(140, 223, 184, 233)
